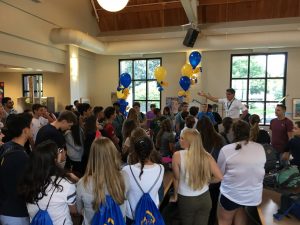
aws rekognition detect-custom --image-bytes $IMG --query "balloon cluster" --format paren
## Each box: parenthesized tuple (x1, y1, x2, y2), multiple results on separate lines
(178, 51, 202, 101)
(117, 73, 131, 115)
(154, 66, 168, 91)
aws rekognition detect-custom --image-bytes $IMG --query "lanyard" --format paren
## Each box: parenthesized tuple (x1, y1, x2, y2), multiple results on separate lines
(226, 98, 235, 111)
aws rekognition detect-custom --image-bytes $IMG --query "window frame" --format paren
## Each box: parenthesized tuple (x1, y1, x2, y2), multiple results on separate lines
(119, 58, 162, 112)
(230, 53, 287, 125)
(22, 74, 43, 97)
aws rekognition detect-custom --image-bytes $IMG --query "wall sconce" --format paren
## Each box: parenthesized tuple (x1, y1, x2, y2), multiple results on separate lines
(97, 0, 129, 12)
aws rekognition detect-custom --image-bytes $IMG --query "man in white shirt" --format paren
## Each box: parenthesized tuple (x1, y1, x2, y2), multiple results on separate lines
(198, 88, 248, 120)
(31, 104, 45, 143)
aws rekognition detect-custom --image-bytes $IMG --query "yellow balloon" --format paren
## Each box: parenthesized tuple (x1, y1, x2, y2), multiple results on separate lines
(181, 64, 193, 78)
(154, 66, 167, 81)
(193, 67, 200, 74)
(191, 79, 195, 85)
(160, 81, 168, 87)
(184, 91, 191, 102)
(117, 90, 125, 99)
(178, 90, 185, 97)
(123, 88, 129, 95)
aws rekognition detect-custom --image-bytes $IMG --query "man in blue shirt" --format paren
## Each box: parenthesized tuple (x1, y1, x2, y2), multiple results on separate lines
(197, 103, 216, 125)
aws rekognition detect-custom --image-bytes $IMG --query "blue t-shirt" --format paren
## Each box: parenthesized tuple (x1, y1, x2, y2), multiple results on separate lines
(197, 112, 216, 125)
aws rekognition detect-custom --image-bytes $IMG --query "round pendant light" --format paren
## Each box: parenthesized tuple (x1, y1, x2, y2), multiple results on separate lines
(97, 0, 129, 12)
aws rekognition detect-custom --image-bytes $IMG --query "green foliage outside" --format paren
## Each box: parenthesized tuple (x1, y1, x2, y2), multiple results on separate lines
(120, 59, 161, 109)
(232, 55, 285, 124)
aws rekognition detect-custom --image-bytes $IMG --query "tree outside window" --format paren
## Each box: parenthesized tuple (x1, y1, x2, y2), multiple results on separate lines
(119, 58, 161, 113)
(231, 53, 287, 125)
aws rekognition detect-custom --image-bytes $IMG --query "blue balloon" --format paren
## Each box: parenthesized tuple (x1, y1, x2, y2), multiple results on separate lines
(189, 51, 202, 69)
(117, 99, 128, 115)
(179, 76, 191, 91)
(157, 82, 164, 91)
(120, 73, 131, 88)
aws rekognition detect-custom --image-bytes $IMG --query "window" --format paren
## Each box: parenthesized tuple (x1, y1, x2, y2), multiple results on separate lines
(22, 74, 43, 97)
(230, 53, 287, 125)
(119, 58, 161, 113)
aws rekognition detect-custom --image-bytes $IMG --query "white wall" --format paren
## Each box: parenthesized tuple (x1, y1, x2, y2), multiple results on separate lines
(0, 0, 99, 72)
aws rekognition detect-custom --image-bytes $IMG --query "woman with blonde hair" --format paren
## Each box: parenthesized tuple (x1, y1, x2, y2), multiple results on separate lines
(76, 137, 127, 225)
(171, 129, 223, 225)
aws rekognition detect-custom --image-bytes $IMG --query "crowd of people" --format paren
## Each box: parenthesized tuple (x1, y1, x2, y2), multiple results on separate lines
(0, 88, 299, 225)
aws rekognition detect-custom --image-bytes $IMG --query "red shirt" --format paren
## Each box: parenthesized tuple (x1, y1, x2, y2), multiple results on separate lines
(270, 117, 293, 153)
(103, 123, 115, 139)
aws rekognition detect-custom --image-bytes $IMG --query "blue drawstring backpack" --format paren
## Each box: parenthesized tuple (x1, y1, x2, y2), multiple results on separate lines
(129, 165, 165, 225)
(91, 195, 125, 225)
(30, 183, 58, 225)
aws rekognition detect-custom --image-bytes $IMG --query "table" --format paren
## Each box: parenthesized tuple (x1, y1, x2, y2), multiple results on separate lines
(257, 189, 299, 225)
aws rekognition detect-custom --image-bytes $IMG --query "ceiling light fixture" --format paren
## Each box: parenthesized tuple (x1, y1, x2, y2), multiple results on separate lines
(97, 0, 129, 12)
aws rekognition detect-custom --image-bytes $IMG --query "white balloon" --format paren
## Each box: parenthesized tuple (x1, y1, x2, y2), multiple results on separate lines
(97, 0, 129, 12)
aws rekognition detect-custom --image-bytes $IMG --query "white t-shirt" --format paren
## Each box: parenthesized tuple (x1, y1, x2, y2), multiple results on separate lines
(218, 98, 247, 119)
(178, 150, 209, 196)
(217, 141, 266, 206)
(27, 177, 76, 225)
(32, 117, 49, 142)
(122, 163, 164, 219)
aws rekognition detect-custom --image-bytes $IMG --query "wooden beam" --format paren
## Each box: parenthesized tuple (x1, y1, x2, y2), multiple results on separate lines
(96, 1, 183, 13)
(198, 0, 257, 6)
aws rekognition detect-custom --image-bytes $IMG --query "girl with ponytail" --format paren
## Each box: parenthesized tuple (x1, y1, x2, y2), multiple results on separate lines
(122, 135, 164, 224)
(217, 120, 266, 225)
(249, 114, 270, 144)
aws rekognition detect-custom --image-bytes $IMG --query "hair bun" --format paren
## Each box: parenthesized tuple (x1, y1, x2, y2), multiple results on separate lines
(134, 136, 153, 152)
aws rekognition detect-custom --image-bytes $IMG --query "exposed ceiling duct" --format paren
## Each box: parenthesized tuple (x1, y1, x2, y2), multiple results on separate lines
(49, 28, 300, 55)
(49, 28, 107, 54)
(180, 0, 198, 25)
(104, 31, 300, 54)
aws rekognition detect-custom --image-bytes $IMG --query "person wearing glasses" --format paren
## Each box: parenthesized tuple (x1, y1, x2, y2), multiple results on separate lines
(198, 88, 248, 120)
(19, 140, 77, 225)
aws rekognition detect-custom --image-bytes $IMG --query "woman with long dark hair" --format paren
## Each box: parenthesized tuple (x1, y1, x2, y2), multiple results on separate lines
(217, 120, 266, 225)
(19, 140, 77, 225)
(196, 116, 225, 225)
(64, 111, 84, 175)
(220, 117, 234, 144)
(163, 106, 174, 122)
(82, 115, 98, 172)
(121, 120, 138, 163)
(196, 116, 224, 158)
(156, 119, 175, 157)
